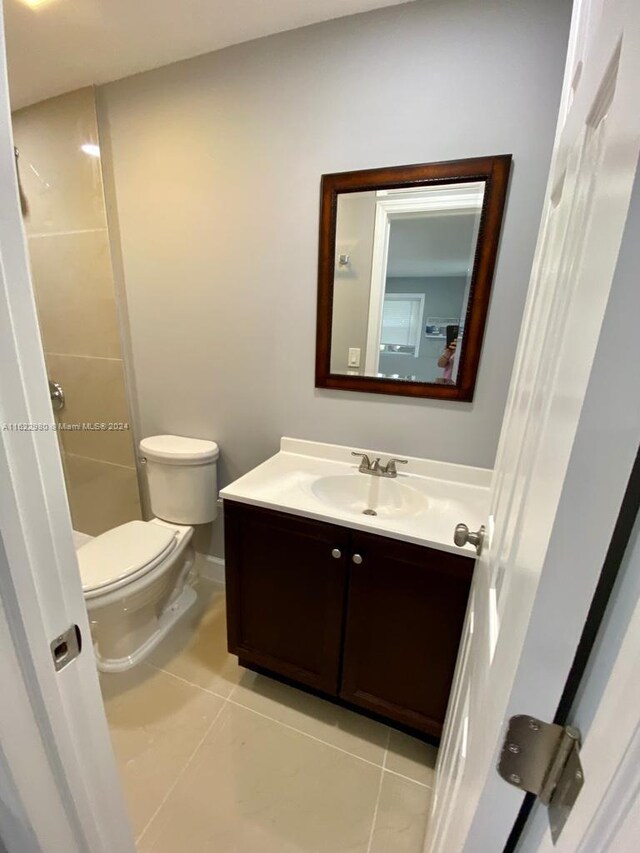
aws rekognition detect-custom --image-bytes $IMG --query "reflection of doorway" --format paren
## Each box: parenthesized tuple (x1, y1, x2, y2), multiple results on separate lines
(363, 183, 484, 378)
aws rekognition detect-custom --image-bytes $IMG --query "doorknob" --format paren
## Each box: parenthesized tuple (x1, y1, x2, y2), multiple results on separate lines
(454, 523, 485, 556)
(49, 379, 65, 412)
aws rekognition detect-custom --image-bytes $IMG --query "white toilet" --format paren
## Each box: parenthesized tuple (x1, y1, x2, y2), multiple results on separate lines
(77, 434, 219, 673)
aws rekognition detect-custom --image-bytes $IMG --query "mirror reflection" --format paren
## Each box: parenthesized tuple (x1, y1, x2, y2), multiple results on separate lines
(330, 182, 485, 385)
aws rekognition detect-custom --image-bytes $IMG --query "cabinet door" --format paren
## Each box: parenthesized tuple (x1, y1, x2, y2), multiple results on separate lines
(340, 531, 473, 737)
(224, 501, 349, 695)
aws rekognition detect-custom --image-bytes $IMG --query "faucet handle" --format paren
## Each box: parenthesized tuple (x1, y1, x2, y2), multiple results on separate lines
(384, 458, 408, 476)
(351, 451, 372, 471)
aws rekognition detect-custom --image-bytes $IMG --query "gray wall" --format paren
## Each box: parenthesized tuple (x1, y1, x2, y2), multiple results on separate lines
(98, 0, 571, 557)
(330, 191, 376, 375)
(379, 277, 466, 382)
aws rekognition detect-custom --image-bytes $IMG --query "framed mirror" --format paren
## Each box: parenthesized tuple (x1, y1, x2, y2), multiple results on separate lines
(315, 155, 512, 401)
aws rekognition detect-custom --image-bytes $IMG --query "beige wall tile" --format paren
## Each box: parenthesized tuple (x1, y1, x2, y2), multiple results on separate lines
(100, 666, 224, 840)
(29, 229, 121, 358)
(13, 86, 141, 538)
(12, 88, 107, 235)
(63, 453, 141, 535)
(46, 353, 136, 467)
(139, 702, 380, 853)
(369, 773, 431, 853)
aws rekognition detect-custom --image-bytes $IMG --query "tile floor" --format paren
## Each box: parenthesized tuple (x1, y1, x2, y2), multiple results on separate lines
(99, 577, 437, 853)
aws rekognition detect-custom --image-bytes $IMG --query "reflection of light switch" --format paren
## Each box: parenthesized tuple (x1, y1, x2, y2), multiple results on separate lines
(348, 348, 361, 368)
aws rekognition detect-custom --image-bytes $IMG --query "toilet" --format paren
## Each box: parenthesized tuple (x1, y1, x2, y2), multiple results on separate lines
(77, 434, 219, 673)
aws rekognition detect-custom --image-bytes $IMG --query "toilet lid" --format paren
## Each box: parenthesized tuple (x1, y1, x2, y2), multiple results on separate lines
(78, 521, 177, 593)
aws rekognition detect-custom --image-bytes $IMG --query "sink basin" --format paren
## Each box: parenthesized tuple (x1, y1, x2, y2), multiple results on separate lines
(310, 474, 428, 518)
(220, 438, 492, 552)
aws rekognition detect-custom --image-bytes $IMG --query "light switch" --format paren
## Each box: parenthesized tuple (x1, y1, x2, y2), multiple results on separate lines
(348, 347, 361, 368)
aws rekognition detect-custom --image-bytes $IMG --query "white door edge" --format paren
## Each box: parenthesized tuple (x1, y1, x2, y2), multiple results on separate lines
(0, 4, 135, 851)
(514, 149, 640, 853)
(427, 0, 640, 848)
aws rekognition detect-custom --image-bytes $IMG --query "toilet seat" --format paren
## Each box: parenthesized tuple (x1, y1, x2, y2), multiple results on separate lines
(79, 520, 178, 599)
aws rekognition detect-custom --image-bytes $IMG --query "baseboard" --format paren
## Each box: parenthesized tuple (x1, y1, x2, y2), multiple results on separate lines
(196, 553, 225, 585)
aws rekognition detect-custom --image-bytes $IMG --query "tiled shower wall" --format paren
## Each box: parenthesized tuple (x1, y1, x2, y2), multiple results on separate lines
(12, 87, 141, 536)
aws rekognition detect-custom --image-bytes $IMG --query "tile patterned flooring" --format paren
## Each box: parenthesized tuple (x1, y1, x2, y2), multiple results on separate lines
(99, 578, 437, 852)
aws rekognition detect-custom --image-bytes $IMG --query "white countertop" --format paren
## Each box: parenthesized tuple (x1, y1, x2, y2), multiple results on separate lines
(220, 438, 491, 557)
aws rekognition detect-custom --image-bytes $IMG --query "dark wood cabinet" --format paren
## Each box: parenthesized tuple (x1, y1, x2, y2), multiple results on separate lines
(224, 501, 349, 694)
(340, 530, 473, 738)
(224, 500, 473, 737)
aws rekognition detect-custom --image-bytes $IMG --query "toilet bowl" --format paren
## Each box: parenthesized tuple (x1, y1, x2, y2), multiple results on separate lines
(77, 434, 219, 673)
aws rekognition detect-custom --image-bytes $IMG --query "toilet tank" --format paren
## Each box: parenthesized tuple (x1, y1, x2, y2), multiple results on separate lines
(139, 435, 219, 525)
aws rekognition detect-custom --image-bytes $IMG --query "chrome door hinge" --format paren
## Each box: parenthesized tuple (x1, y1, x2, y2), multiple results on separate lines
(50, 625, 82, 672)
(498, 715, 584, 844)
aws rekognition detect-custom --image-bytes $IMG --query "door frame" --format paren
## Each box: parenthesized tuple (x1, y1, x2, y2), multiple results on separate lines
(552, 500, 640, 852)
(0, 4, 135, 851)
(507, 443, 640, 851)
(515, 448, 640, 852)
(363, 186, 484, 374)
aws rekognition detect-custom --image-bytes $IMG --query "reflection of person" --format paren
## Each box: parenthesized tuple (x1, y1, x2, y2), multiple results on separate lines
(437, 337, 457, 384)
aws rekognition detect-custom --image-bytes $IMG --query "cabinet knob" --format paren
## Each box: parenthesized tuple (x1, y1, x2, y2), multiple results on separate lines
(352, 553, 363, 565)
(331, 548, 342, 559)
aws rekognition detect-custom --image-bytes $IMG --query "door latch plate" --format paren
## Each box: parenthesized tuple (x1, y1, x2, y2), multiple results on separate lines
(498, 715, 584, 844)
(50, 624, 82, 672)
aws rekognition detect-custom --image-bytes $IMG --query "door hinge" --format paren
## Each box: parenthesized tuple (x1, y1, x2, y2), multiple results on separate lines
(498, 715, 584, 844)
(50, 624, 82, 672)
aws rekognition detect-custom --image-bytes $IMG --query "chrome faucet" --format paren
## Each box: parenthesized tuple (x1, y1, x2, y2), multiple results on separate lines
(351, 452, 408, 478)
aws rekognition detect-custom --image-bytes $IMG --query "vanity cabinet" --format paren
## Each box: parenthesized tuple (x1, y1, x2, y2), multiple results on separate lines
(340, 530, 473, 736)
(224, 502, 350, 694)
(224, 501, 473, 738)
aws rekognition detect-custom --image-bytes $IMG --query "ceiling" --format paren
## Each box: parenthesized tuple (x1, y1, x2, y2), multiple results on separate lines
(386, 214, 479, 278)
(5, 0, 411, 110)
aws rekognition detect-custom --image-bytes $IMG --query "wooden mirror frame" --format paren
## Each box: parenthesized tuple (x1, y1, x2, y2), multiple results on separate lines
(315, 155, 512, 401)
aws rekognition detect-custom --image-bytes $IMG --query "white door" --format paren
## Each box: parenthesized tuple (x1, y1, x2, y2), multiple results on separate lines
(544, 503, 640, 853)
(0, 3, 135, 851)
(427, 0, 640, 850)
(520, 454, 640, 851)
